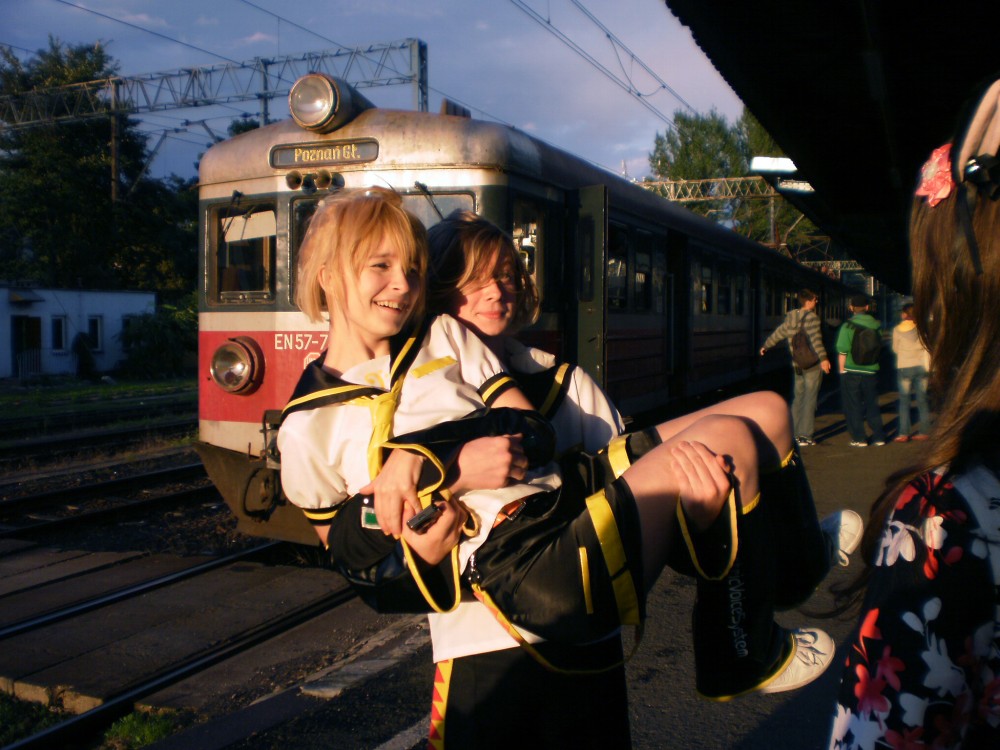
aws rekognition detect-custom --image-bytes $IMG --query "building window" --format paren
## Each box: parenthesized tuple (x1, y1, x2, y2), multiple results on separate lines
(87, 316, 103, 352)
(51, 316, 68, 352)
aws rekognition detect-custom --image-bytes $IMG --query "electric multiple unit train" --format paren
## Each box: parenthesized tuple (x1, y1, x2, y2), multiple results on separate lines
(194, 73, 851, 545)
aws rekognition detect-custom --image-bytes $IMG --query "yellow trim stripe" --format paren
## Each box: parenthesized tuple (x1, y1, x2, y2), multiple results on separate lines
(676, 488, 738, 581)
(282, 384, 373, 414)
(389, 332, 420, 382)
(480, 374, 517, 404)
(428, 660, 452, 750)
(760, 447, 796, 475)
(741, 491, 761, 515)
(380, 441, 449, 497)
(585, 491, 641, 625)
(539, 362, 572, 416)
(698, 631, 797, 702)
(303, 507, 340, 523)
(579, 546, 594, 614)
(606, 435, 631, 478)
(411, 356, 456, 379)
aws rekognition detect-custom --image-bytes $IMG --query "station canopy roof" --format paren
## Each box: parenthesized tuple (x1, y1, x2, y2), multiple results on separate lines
(664, 0, 1000, 292)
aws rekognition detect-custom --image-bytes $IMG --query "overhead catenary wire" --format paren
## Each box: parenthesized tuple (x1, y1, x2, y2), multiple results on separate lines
(506, 0, 677, 129)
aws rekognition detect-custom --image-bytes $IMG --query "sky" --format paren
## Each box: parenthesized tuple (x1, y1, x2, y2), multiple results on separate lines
(3, 0, 745, 181)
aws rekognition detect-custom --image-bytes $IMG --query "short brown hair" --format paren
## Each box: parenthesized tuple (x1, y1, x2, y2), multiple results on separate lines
(426, 211, 539, 332)
(295, 187, 427, 323)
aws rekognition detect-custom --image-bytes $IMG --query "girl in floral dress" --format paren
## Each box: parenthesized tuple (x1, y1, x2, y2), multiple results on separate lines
(829, 78, 1000, 749)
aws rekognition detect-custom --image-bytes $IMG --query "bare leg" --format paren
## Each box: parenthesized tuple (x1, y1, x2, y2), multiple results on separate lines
(652, 391, 791, 469)
(621, 414, 759, 587)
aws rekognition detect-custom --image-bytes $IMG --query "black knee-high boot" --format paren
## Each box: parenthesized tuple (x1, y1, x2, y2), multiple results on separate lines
(683, 490, 794, 700)
(760, 447, 831, 610)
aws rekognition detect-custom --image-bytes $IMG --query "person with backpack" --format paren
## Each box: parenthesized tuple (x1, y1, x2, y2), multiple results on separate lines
(835, 295, 887, 447)
(759, 289, 831, 446)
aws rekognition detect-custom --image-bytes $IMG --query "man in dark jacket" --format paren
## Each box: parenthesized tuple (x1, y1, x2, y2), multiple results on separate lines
(835, 296, 887, 447)
(760, 289, 831, 446)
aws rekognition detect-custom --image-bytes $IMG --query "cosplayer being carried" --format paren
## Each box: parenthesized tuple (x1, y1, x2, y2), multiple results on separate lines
(276, 188, 858, 749)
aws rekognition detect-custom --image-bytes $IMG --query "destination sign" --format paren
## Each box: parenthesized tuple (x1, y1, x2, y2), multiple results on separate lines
(270, 139, 379, 168)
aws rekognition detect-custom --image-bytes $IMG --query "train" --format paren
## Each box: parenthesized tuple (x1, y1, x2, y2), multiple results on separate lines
(194, 73, 853, 545)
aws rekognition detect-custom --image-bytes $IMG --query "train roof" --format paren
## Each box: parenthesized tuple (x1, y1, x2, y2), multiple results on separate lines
(200, 104, 839, 286)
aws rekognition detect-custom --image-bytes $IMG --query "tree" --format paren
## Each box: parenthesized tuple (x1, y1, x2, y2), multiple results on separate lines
(648, 109, 746, 221)
(647, 106, 819, 255)
(0, 38, 195, 293)
(733, 110, 818, 251)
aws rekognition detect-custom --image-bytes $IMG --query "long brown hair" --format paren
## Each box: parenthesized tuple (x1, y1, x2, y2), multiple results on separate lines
(835, 137, 1000, 611)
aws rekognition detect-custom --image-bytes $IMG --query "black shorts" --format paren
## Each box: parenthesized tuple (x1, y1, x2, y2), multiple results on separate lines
(469, 476, 646, 644)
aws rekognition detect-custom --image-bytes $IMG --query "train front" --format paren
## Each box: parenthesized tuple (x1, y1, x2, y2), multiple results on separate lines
(194, 74, 377, 545)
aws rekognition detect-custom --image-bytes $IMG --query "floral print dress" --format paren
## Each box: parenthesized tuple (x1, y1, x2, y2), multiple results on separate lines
(829, 463, 1000, 749)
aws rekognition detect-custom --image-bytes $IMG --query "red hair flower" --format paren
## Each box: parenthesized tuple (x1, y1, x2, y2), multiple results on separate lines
(916, 144, 955, 206)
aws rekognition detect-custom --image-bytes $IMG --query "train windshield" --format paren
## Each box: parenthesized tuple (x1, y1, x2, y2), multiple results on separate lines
(289, 190, 475, 295)
(214, 204, 276, 303)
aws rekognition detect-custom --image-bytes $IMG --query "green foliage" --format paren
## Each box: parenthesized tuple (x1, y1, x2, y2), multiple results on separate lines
(648, 106, 819, 253)
(117, 292, 198, 378)
(649, 108, 745, 180)
(101, 710, 178, 749)
(0, 692, 69, 746)
(0, 38, 196, 296)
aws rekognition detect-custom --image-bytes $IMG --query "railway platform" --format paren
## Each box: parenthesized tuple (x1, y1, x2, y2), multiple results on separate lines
(147, 385, 923, 750)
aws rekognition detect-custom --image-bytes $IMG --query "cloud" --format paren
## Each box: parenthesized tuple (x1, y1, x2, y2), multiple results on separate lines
(239, 32, 277, 46)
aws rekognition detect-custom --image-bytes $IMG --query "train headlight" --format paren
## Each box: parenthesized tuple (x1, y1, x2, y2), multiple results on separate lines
(288, 73, 374, 134)
(210, 337, 264, 395)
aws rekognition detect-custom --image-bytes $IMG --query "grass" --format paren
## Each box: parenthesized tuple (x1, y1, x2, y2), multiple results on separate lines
(0, 692, 70, 746)
(99, 709, 180, 750)
(0, 693, 182, 750)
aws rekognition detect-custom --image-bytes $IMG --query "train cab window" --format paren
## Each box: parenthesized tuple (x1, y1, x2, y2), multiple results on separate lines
(717, 271, 732, 315)
(763, 278, 774, 316)
(404, 192, 474, 232)
(608, 224, 629, 311)
(634, 232, 652, 312)
(214, 204, 276, 303)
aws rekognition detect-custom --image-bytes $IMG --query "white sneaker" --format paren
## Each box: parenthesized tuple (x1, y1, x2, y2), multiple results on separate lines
(820, 510, 864, 566)
(759, 627, 835, 694)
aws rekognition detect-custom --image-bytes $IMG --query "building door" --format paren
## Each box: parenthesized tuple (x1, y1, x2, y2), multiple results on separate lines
(11, 315, 42, 378)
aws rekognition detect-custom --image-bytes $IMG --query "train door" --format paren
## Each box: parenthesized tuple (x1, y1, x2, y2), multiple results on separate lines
(571, 185, 607, 387)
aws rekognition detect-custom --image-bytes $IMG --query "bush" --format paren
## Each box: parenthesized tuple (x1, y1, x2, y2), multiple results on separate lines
(117, 292, 197, 379)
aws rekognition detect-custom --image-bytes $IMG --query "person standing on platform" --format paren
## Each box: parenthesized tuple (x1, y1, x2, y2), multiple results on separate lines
(835, 296, 887, 447)
(759, 288, 831, 446)
(891, 302, 932, 441)
(828, 76, 1000, 749)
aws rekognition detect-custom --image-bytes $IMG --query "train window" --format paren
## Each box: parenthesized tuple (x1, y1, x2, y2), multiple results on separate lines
(700, 263, 714, 314)
(214, 204, 276, 303)
(608, 224, 629, 311)
(717, 271, 732, 315)
(652, 248, 666, 315)
(634, 232, 652, 312)
(763, 277, 774, 316)
(734, 274, 746, 315)
(513, 198, 563, 312)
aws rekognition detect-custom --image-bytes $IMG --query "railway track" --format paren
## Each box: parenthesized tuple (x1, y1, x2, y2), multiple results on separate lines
(0, 418, 198, 472)
(0, 463, 213, 538)
(0, 539, 357, 750)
